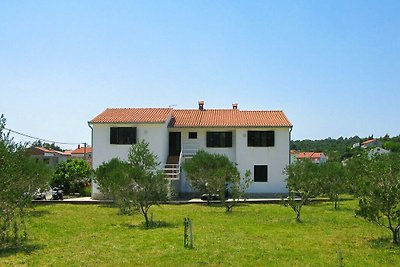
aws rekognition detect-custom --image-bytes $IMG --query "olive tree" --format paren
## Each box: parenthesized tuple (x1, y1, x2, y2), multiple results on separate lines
(319, 162, 347, 209)
(183, 150, 252, 211)
(95, 140, 169, 226)
(0, 115, 51, 246)
(224, 169, 252, 212)
(350, 153, 400, 244)
(284, 159, 320, 222)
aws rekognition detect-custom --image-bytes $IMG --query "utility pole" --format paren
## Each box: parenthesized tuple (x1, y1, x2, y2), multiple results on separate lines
(83, 142, 87, 161)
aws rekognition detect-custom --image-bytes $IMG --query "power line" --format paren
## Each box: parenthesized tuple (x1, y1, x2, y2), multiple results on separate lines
(4, 127, 85, 145)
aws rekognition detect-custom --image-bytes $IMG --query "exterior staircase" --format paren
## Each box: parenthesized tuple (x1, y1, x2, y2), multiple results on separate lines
(164, 154, 181, 180)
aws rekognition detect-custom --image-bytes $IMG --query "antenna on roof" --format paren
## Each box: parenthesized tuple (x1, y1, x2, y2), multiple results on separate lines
(168, 104, 177, 108)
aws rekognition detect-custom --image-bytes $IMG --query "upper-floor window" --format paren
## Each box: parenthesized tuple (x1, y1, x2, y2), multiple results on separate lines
(248, 131, 274, 147)
(188, 132, 197, 139)
(110, 127, 137, 145)
(206, 131, 232, 148)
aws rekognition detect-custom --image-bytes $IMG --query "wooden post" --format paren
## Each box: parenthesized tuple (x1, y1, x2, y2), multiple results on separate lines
(184, 218, 188, 247)
(189, 219, 193, 248)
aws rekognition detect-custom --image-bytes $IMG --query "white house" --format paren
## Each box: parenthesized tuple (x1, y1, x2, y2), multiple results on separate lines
(28, 146, 70, 168)
(361, 139, 382, 148)
(368, 147, 391, 158)
(295, 152, 327, 164)
(89, 102, 292, 199)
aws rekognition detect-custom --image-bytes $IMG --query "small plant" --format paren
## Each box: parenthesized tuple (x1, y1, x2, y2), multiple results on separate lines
(337, 247, 344, 267)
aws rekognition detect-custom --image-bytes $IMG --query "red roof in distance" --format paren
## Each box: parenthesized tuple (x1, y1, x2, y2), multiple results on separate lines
(71, 146, 92, 154)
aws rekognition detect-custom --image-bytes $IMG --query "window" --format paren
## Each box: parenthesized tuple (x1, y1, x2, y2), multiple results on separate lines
(254, 165, 268, 182)
(188, 132, 197, 139)
(110, 127, 137, 145)
(248, 131, 275, 147)
(206, 132, 232, 147)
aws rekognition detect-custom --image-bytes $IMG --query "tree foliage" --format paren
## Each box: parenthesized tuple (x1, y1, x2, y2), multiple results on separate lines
(350, 153, 400, 244)
(95, 140, 169, 226)
(284, 159, 320, 222)
(182, 150, 252, 211)
(224, 169, 252, 212)
(319, 162, 347, 209)
(52, 158, 92, 194)
(0, 115, 52, 246)
(291, 134, 400, 161)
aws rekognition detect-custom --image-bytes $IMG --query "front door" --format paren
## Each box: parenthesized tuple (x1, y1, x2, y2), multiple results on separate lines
(169, 132, 181, 156)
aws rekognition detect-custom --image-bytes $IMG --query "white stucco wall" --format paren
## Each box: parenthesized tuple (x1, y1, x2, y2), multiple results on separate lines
(177, 127, 290, 195)
(91, 122, 169, 196)
(235, 128, 290, 194)
(179, 128, 236, 160)
(91, 122, 290, 197)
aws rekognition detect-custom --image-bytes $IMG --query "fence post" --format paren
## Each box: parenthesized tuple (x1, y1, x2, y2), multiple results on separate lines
(189, 219, 193, 248)
(184, 218, 188, 247)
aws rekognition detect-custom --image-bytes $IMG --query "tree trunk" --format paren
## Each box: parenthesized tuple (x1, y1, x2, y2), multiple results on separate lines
(143, 212, 149, 227)
(296, 210, 301, 222)
(393, 226, 399, 244)
(141, 206, 149, 227)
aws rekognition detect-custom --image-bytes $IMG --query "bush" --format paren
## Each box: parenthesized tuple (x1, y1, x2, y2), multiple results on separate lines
(0, 115, 52, 246)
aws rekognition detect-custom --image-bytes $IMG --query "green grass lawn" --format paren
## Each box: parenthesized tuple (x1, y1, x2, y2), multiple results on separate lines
(1, 199, 399, 266)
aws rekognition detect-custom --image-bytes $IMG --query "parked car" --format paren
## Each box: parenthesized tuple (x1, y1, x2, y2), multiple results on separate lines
(33, 186, 53, 200)
(33, 186, 64, 200)
(51, 186, 64, 200)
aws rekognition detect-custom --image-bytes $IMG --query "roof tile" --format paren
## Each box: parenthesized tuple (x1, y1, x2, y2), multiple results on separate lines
(90, 108, 292, 128)
(170, 109, 292, 128)
(90, 108, 172, 123)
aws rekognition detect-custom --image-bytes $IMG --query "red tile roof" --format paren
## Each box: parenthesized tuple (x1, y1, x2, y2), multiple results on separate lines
(90, 108, 173, 124)
(30, 147, 70, 156)
(71, 147, 92, 154)
(296, 152, 325, 159)
(361, 139, 376, 145)
(170, 109, 292, 128)
(63, 150, 73, 156)
(90, 108, 291, 128)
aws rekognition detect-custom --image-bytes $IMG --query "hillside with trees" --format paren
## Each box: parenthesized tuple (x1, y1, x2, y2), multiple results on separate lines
(291, 134, 400, 161)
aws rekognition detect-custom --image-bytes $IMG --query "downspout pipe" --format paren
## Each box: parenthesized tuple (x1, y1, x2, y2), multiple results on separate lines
(289, 126, 293, 165)
(87, 121, 94, 198)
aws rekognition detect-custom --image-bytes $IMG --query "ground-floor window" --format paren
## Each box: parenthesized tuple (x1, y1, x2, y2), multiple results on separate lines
(254, 165, 268, 182)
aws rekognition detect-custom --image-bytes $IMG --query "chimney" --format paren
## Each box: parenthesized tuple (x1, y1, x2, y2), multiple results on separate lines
(78, 144, 80, 149)
(198, 100, 205, 111)
(232, 103, 238, 110)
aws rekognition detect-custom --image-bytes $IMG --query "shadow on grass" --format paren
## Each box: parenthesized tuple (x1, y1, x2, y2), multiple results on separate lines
(28, 209, 50, 217)
(0, 243, 44, 257)
(97, 203, 117, 209)
(120, 221, 178, 230)
(369, 236, 400, 249)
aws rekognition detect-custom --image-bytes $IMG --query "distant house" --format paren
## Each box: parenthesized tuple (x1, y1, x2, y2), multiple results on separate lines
(296, 152, 327, 164)
(361, 139, 382, 148)
(352, 142, 361, 148)
(368, 147, 390, 158)
(290, 150, 298, 163)
(70, 145, 92, 167)
(28, 147, 70, 168)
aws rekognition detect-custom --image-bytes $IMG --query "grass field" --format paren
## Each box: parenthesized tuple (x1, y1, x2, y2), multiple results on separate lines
(1, 199, 399, 266)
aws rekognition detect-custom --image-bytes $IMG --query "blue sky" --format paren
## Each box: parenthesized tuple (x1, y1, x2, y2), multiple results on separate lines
(1, 0, 399, 148)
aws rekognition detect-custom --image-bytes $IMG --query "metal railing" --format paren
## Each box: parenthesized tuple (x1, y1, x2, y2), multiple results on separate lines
(182, 143, 200, 157)
(164, 151, 183, 180)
